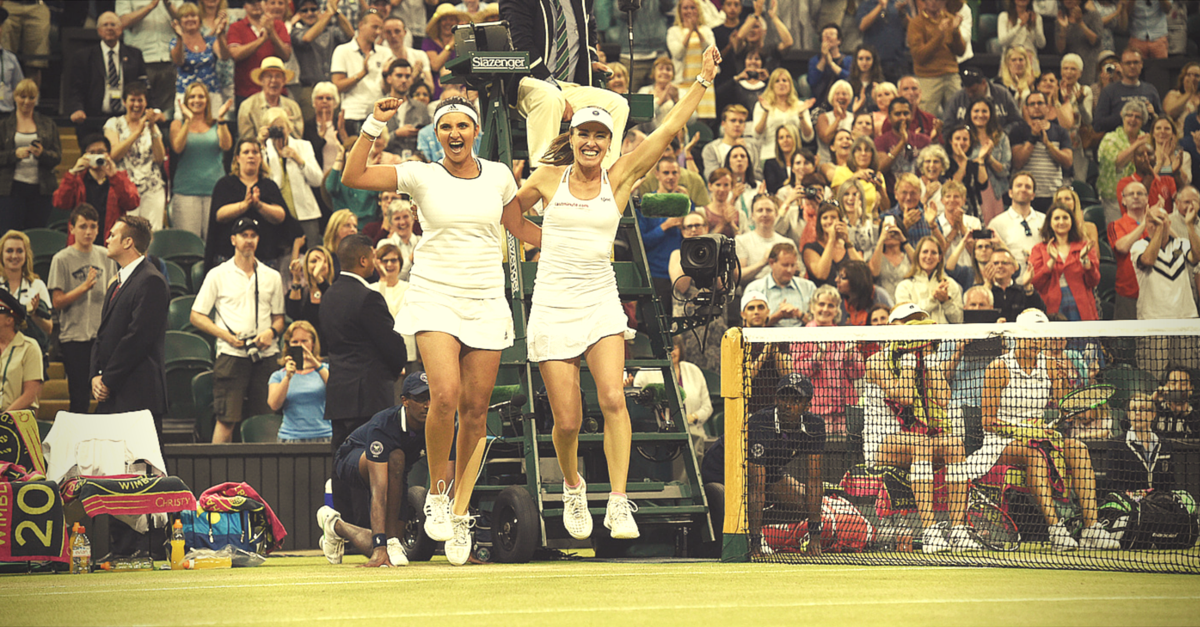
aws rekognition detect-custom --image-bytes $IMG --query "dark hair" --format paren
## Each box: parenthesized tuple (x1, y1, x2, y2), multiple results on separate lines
(116, 215, 153, 254)
(788, 148, 816, 187)
(1012, 170, 1037, 194)
(122, 81, 148, 99)
(387, 58, 412, 74)
(848, 135, 877, 173)
(967, 96, 1003, 139)
(868, 304, 891, 324)
(821, 22, 841, 39)
(70, 203, 100, 226)
(337, 233, 376, 271)
(839, 260, 874, 310)
(767, 241, 797, 261)
(850, 45, 883, 92)
(1039, 202, 1082, 243)
(409, 81, 431, 98)
(943, 122, 976, 156)
(812, 202, 844, 242)
(722, 144, 756, 187)
(1024, 90, 1046, 107)
(375, 242, 405, 273)
(80, 133, 110, 153)
(887, 96, 911, 115)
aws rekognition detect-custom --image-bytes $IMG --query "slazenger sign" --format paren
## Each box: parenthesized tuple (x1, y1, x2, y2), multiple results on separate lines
(472, 56, 526, 71)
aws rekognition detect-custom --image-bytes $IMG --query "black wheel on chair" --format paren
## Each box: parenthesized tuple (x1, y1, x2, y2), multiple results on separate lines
(403, 485, 436, 561)
(491, 486, 540, 563)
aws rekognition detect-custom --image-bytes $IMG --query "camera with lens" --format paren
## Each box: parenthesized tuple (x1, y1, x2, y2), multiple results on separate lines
(87, 154, 106, 169)
(801, 185, 823, 200)
(267, 126, 286, 140)
(238, 331, 263, 363)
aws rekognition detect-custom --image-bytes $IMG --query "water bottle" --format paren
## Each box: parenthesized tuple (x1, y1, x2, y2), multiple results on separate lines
(184, 556, 232, 569)
(170, 519, 186, 570)
(99, 556, 154, 572)
(70, 523, 91, 574)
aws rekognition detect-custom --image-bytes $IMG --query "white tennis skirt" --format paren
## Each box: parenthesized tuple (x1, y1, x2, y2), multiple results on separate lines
(394, 284, 514, 351)
(964, 432, 1017, 478)
(526, 297, 635, 362)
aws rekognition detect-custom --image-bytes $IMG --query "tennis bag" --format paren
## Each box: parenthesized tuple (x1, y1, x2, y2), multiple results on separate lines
(1098, 490, 1199, 550)
(177, 509, 258, 554)
(762, 494, 875, 553)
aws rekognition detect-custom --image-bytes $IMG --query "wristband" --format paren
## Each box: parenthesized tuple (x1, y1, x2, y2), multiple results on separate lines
(372, 533, 387, 549)
(360, 114, 387, 139)
(269, 327, 279, 339)
(696, 75, 712, 89)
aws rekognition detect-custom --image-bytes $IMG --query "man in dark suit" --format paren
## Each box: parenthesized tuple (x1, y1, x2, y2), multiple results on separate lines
(91, 214, 169, 432)
(499, 0, 629, 170)
(321, 234, 407, 522)
(65, 11, 149, 137)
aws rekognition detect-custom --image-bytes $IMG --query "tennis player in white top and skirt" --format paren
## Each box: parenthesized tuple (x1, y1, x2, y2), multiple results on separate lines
(340, 96, 542, 566)
(515, 46, 721, 541)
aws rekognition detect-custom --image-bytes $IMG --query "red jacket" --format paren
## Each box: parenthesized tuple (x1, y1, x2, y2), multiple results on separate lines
(1030, 239, 1101, 320)
(52, 170, 140, 245)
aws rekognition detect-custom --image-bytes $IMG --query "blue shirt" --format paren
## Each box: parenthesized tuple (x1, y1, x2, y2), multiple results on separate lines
(807, 53, 852, 104)
(637, 209, 686, 279)
(270, 365, 331, 440)
(855, 0, 909, 65)
(883, 203, 934, 242)
(0, 48, 24, 113)
(745, 273, 816, 327)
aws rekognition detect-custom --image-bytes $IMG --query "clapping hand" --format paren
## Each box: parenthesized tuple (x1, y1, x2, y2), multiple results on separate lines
(934, 279, 950, 302)
(217, 98, 234, 121)
(178, 97, 193, 121)
(1080, 241, 1093, 268)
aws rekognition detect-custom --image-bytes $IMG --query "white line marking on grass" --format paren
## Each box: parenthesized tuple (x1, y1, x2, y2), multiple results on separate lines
(115, 595, 1200, 626)
(0, 565, 976, 598)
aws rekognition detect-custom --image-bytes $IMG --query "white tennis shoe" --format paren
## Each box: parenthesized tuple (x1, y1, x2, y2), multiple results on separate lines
(1049, 521, 1079, 551)
(1079, 524, 1121, 550)
(445, 513, 475, 566)
(424, 482, 454, 542)
(562, 480, 593, 540)
(922, 522, 951, 554)
(949, 524, 984, 551)
(386, 537, 409, 566)
(604, 494, 640, 539)
(316, 506, 345, 565)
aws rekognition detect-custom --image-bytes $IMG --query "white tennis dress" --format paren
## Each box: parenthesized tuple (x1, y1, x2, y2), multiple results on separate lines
(527, 167, 634, 362)
(967, 352, 1049, 472)
(392, 157, 518, 350)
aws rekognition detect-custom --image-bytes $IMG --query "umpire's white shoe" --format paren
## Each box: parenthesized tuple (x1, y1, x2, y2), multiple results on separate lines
(386, 537, 409, 566)
(562, 480, 593, 540)
(949, 525, 984, 552)
(1049, 521, 1079, 551)
(424, 483, 453, 542)
(1079, 524, 1121, 550)
(445, 513, 475, 566)
(316, 506, 345, 565)
(603, 494, 640, 539)
(921, 522, 951, 554)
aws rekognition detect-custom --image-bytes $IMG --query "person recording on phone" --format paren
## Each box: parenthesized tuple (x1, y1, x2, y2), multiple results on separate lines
(191, 217, 287, 444)
(52, 134, 140, 244)
(268, 320, 332, 443)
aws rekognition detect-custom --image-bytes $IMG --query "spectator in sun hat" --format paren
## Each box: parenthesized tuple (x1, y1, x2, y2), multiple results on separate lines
(238, 56, 303, 141)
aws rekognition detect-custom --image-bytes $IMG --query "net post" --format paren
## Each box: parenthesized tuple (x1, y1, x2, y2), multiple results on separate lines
(720, 327, 750, 562)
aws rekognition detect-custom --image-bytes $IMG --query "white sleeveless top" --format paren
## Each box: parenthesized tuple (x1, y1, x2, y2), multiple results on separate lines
(996, 352, 1050, 427)
(531, 167, 622, 308)
(393, 158, 517, 300)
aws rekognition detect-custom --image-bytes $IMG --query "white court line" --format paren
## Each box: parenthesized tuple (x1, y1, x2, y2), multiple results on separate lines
(116, 595, 1200, 626)
(0, 565, 978, 598)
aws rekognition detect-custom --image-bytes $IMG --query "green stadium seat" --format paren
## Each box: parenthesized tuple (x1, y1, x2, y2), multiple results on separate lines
(977, 13, 998, 41)
(166, 362, 210, 413)
(46, 208, 71, 233)
(147, 229, 205, 270)
(164, 260, 190, 298)
(165, 330, 213, 368)
(169, 295, 198, 332)
(189, 260, 207, 293)
(240, 414, 283, 443)
(1073, 180, 1098, 204)
(1083, 204, 1105, 238)
(192, 370, 214, 443)
(25, 228, 67, 261)
(1097, 364, 1156, 411)
(795, 73, 811, 100)
(628, 332, 655, 359)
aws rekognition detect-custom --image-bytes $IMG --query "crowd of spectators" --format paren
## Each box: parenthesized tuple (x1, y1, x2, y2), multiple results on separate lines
(0, 0, 1198, 451)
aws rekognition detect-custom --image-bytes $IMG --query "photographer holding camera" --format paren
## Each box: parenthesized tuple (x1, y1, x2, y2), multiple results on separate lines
(52, 134, 141, 244)
(192, 217, 287, 444)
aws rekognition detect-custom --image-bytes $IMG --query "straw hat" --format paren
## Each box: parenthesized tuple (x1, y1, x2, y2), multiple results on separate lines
(250, 56, 295, 86)
(426, 3, 468, 36)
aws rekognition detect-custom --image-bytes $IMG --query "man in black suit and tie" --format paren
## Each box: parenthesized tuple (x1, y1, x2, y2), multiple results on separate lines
(66, 11, 149, 137)
(321, 234, 407, 522)
(91, 215, 169, 433)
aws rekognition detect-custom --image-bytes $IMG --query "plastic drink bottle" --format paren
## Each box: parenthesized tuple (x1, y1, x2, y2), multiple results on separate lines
(170, 520, 186, 570)
(70, 524, 91, 574)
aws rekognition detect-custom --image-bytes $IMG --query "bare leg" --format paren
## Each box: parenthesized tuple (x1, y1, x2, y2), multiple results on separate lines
(538, 358, 585, 485)
(212, 421, 235, 444)
(997, 444, 1059, 526)
(333, 518, 375, 557)
(934, 436, 969, 526)
(767, 476, 806, 520)
(385, 449, 407, 540)
(451, 346, 502, 516)
(584, 335, 632, 494)
(416, 332, 463, 497)
(878, 434, 935, 528)
(1062, 438, 1099, 527)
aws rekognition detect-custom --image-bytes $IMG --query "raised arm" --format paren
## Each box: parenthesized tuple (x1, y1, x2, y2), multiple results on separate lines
(340, 98, 402, 191)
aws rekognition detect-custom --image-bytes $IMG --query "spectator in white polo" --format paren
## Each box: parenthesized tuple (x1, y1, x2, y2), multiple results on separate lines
(987, 171, 1045, 272)
(1131, 187, 1200, 320)
(330, 10, 393, 136)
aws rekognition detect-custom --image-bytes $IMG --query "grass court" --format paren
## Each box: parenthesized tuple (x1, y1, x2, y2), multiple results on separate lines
(3, 553, 1199, 626)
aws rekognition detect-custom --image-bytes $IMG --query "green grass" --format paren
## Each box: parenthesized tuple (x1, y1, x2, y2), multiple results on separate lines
(3, 555, 1199, 626)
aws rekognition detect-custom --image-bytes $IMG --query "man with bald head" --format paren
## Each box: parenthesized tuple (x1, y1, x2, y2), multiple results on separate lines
(1108, 180, 1154, 319)
(65, 11, 149, 136)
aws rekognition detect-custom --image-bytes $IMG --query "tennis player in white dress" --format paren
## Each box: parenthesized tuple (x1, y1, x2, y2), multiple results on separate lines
(515, 47, 721, 541)
(975, 309, 1119, 551)
(341, 96, 542, 566)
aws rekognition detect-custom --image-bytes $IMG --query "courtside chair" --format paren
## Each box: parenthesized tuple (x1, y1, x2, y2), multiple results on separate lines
(26, 228, 66, 279)
(240, 414, 282, 443)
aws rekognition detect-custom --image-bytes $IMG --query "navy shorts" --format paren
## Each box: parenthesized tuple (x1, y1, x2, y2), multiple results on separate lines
(333, 446, 369, 489)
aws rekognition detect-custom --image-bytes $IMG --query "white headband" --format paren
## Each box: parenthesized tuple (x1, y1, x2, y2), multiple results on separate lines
(433, 102, 480, 129)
